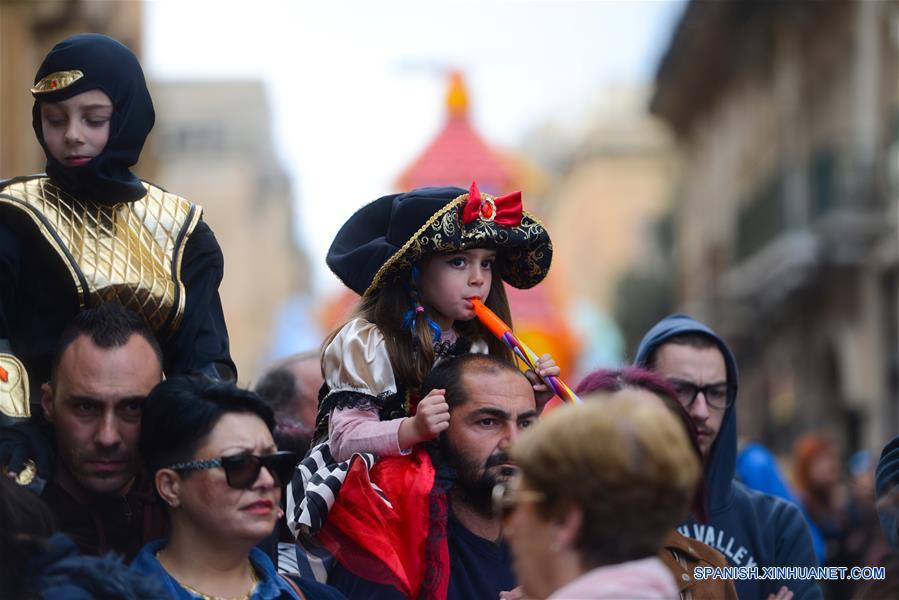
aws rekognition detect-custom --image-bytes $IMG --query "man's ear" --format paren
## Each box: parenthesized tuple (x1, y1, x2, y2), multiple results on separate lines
(155, 468, 182, 508)
(40, 382, 54, 422)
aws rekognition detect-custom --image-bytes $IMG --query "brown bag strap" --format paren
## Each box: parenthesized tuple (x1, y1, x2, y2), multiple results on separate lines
(279, 573, 307, 600)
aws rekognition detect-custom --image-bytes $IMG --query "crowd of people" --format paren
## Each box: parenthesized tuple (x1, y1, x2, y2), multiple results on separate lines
(1, 32, 898, 600)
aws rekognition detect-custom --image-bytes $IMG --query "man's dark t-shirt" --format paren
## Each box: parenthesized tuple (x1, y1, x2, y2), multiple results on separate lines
(327, 515, 515, 599)
(445, 515, 514, 600)
(40, 475, 167, 562)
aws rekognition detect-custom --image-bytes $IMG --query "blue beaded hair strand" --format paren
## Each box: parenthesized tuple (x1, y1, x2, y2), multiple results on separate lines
(402, 265, 442, 342)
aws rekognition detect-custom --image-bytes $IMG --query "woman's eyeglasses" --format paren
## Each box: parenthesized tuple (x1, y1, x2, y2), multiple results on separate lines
(165, 451, 298, 489)
(492, 481, 545, 521)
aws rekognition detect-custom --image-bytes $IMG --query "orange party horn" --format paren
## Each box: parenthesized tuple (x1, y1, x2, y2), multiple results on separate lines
(470, 299, 581, 404)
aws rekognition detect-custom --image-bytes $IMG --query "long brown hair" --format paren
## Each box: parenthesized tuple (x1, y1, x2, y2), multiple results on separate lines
(323, 262, 515, 392)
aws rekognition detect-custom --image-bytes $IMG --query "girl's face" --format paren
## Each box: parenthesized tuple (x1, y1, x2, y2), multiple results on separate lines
(40, 89, 112, 167)
(419, 248, 495, 330)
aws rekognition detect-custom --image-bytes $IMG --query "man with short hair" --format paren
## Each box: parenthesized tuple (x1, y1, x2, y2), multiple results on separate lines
(292, 353, 536, 599)
(256, 351, 322, 430)
(37, 303, 166, 560)
(636, 314, 822, 600)
(255, 350, 322, 455)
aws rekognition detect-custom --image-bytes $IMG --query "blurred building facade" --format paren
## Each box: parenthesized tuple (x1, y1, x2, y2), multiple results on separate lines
(525, 86, 678, 371)
(538, 86, 676, 315)
(519, 85, 679, 373)
(148, 81, 310, 381)
(652, 0, 899, 454)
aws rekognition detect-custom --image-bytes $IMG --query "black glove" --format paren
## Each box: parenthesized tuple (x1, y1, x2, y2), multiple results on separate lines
(0, 416, 55, 486)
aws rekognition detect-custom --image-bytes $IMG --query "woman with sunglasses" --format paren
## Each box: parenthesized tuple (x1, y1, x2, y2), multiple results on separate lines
(132, 376, 344, 600)
(499, 398, 699, 599)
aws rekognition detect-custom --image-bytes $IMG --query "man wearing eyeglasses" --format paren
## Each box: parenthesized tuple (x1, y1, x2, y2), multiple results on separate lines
(636, 314, 822, 600)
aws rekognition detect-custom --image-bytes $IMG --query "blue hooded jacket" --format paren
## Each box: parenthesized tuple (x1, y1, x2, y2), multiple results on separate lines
(28, 533, 166, 599)
(875, 434, 899, 551)
(636, 314, 822, 600)
(736, 442, 827, 563)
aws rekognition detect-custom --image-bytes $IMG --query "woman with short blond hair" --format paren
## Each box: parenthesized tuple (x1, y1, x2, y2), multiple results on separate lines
(500, 398, 700, 599)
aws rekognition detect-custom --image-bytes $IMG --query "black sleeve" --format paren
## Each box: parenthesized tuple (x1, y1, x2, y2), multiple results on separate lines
(0, 208, 25, 347)
(327, 563, 405, 600)
(0, 213, 23, 422)
(162, 218, 236, 380)
(1, 203, 81, 389)
(291, 575, 348, 600)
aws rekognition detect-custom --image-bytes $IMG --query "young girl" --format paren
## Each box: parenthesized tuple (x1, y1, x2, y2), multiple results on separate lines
(289, 183, 556, 536)
(317, 182, 557, 462)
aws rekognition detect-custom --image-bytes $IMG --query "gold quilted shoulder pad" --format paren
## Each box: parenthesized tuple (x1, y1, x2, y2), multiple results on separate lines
(0, 353, 29, 418)
(0, 177, 202, 334)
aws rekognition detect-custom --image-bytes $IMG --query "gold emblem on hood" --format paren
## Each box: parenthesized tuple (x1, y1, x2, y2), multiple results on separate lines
(31, 70, 84, 94)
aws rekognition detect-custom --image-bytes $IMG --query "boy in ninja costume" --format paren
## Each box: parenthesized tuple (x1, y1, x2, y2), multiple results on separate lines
(0, 34, 234, 482)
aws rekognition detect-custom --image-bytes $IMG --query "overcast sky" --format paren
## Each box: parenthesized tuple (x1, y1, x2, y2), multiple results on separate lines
(144, 0, 685, 293)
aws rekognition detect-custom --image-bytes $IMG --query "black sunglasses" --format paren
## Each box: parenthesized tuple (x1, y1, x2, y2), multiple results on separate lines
(165, 451, 298, 489)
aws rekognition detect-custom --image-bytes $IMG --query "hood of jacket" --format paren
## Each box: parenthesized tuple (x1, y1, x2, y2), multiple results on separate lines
(634, 313, 739, 513)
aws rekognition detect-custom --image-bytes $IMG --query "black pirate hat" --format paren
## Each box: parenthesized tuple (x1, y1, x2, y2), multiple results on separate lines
(327, 183, 552, 297)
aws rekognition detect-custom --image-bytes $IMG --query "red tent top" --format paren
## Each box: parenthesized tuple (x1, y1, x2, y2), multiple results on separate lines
(396, 72, 509, 194)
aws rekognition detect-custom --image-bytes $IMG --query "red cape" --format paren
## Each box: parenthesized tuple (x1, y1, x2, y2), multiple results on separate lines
(317, 447, 450, 599)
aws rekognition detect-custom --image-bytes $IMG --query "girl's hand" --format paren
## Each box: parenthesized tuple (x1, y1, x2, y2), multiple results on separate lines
(525, 354, 560, 412)
(399, 388, 450, 449)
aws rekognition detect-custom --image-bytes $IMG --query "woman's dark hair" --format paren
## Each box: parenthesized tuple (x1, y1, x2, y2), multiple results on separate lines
(0, 477, 56, 599)
(140, 375, 276, 476)
(575, 367, 708, 523)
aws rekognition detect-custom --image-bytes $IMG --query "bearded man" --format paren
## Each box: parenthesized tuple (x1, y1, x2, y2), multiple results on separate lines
(288, 353, 536, 599)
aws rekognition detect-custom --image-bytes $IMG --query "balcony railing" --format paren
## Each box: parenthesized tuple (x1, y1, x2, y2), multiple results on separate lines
(735, 171, 789, 262)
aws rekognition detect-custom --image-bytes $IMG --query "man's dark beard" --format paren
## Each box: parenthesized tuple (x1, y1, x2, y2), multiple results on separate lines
(439, 435, 513, 518)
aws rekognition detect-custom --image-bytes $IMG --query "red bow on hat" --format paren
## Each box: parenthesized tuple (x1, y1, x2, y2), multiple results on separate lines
(461, 181, 522, 226)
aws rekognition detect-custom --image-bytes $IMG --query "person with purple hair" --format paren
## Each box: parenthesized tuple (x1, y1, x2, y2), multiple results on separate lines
(574, 367, 738, 600)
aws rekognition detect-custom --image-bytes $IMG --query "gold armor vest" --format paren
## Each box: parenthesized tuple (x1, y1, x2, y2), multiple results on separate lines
(0, 176, 201, 335)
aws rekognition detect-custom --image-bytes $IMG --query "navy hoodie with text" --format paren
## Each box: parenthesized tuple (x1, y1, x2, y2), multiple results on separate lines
(636, 314, 822, 600)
